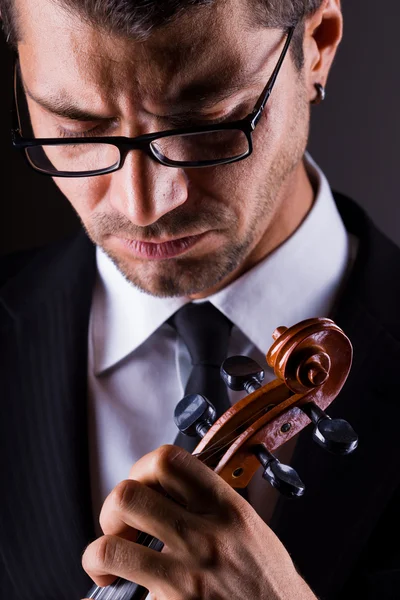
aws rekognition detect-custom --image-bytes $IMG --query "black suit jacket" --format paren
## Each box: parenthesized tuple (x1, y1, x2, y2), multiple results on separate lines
(1, 193, 400, 600)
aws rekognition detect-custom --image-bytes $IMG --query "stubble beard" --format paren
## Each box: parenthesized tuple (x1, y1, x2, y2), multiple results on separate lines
(86, 92, 309, 298)
(92, 146, 302, 298)
(96, 222, 256, 298)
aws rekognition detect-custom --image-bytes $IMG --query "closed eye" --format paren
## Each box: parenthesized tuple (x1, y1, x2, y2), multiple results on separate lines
(56, 110, 240, 138)
(56, 119, 117, 139)
(165, 113, 235, 128)
(165, 101, 252, 128)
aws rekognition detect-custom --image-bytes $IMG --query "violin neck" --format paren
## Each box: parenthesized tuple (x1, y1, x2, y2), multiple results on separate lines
(86, 534, 164, 599)
(87, 578, 148, 599)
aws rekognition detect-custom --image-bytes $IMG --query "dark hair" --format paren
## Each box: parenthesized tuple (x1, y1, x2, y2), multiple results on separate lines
(0, 0, 323, 69)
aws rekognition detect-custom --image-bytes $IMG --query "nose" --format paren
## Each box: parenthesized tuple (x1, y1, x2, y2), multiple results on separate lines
(108, 149, 189, 227)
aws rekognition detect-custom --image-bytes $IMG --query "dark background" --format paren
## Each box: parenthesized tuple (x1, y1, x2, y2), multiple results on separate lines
(1, 2, 398, 256)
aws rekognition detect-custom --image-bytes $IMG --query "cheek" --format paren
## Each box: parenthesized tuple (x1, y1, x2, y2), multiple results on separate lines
(184, 160, 260, 238)
(53, 174, 110, 219)
(187, 102, 287, 201)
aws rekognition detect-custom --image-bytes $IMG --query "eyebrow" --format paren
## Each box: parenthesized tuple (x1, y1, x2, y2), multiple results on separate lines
(23, 84, 108, 121)
(166, 76, 261, 112)
(22, 73, 262, 122)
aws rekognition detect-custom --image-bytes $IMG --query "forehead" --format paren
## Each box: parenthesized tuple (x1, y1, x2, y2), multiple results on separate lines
(16, 0, 279, 111)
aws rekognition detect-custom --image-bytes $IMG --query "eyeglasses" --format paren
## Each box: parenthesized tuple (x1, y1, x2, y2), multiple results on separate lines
(11, 27, 295, 178)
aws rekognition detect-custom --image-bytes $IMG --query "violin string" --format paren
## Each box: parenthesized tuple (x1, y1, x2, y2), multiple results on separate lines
(193, 397, 286, 462)
(109, 393, 292, 568)
(89, 389, 300, 597)
(132, 399, 286, 563)
(132, 399, 280, 555)
(151, 396, 292, 547)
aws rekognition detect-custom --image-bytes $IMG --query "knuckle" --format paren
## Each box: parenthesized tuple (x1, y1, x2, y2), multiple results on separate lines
(151, 445, 192, 479)
(172, 513, 191, 541)
(112, 478, 141, 512)
(154, 444, 180, 471)
(93, 535, 118, 571)
(182, 569, 207, 600)
(164, 564, 205, 600)
(187, 530, 221, 569)
(222, 496, 253, 531)
(199, 532, 223, 568)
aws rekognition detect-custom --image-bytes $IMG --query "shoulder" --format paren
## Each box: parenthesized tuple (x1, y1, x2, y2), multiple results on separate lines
(0, 232, 86, 288)
(333, 190, 400, 340)
(333, 190, 400, 260)
(0, 229, 96, 315)
(0, 246, 43, 289)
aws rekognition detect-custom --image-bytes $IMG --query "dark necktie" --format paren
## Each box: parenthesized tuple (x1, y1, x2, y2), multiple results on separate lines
(169, 301, 233, 451)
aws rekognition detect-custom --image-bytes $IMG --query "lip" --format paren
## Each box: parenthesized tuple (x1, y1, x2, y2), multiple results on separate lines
(117, 232, 208, 260)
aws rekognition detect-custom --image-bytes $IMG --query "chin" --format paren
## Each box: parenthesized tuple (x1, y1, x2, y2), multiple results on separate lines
(102, 245, 247, 298)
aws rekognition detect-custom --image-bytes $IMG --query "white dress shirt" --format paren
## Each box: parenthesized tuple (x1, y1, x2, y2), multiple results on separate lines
(87, 153, 354, 541)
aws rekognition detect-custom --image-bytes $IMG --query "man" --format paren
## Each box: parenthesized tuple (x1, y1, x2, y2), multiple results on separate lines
(1, 0, 400, 599)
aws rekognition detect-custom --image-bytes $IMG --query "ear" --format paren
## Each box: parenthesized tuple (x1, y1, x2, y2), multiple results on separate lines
(302, 0, 343, 102)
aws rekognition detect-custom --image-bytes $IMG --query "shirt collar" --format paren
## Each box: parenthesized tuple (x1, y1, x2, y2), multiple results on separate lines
(208, 154, 350, 354)
(91, 255, 186, 374)
(91, 152, 350, 374)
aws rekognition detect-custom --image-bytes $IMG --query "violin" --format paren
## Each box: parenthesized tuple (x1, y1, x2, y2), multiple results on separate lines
(86, 317, 357, 600)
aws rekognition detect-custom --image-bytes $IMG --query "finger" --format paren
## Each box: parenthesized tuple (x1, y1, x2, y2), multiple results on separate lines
(128, 444, 245, 515)
(98, 483, 139, 544)
(99, 478, 200, 552)
(82, 534, 176, 593)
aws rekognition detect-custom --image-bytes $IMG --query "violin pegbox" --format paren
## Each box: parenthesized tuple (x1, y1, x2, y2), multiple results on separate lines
(175, 317, 357, 498)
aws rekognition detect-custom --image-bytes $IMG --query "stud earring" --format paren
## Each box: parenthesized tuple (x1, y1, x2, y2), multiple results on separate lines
(311, 83, 326, 105)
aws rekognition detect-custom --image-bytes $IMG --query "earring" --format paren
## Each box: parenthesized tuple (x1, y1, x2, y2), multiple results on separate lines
(311, 83, 326, 105)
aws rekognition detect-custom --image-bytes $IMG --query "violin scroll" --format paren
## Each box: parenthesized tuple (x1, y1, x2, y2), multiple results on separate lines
(266, 318, 351, 397)
(86, 317, 358, 600)
(181, 317, 357, 492)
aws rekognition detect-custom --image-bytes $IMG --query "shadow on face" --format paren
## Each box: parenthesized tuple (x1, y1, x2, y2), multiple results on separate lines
(13, 0, 320, 297)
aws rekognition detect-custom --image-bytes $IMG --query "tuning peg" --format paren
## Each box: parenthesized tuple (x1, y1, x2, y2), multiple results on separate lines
(254, 444, 305, 498)
(221, 356, 265, 393)
(301, 402, 358, 455)
(174, 394, 217, 439)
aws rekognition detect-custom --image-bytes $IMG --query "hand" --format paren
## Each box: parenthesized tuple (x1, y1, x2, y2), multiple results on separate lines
(82, 445, 316, 600)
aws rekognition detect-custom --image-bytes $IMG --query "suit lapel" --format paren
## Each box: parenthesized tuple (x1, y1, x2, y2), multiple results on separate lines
(271, 303, 400, 599)
(0, 232, 97, 600)
(2, 194, 400, 600)
(271, 195, 400, 599)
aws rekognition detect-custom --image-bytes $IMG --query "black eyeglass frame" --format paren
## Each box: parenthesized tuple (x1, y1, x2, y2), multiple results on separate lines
(11, 26, 295, 178)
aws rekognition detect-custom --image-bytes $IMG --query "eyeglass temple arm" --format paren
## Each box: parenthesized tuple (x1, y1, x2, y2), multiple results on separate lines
(10, 28, 295, 141)
(250, 26, 295, 130)
(11, 58, 23, 137)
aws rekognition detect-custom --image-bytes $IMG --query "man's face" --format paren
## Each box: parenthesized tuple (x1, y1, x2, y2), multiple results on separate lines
(17, 0, 311, 298)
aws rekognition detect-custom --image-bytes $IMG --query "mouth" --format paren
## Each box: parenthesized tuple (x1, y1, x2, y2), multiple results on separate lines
(116, 232, 209, 260)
